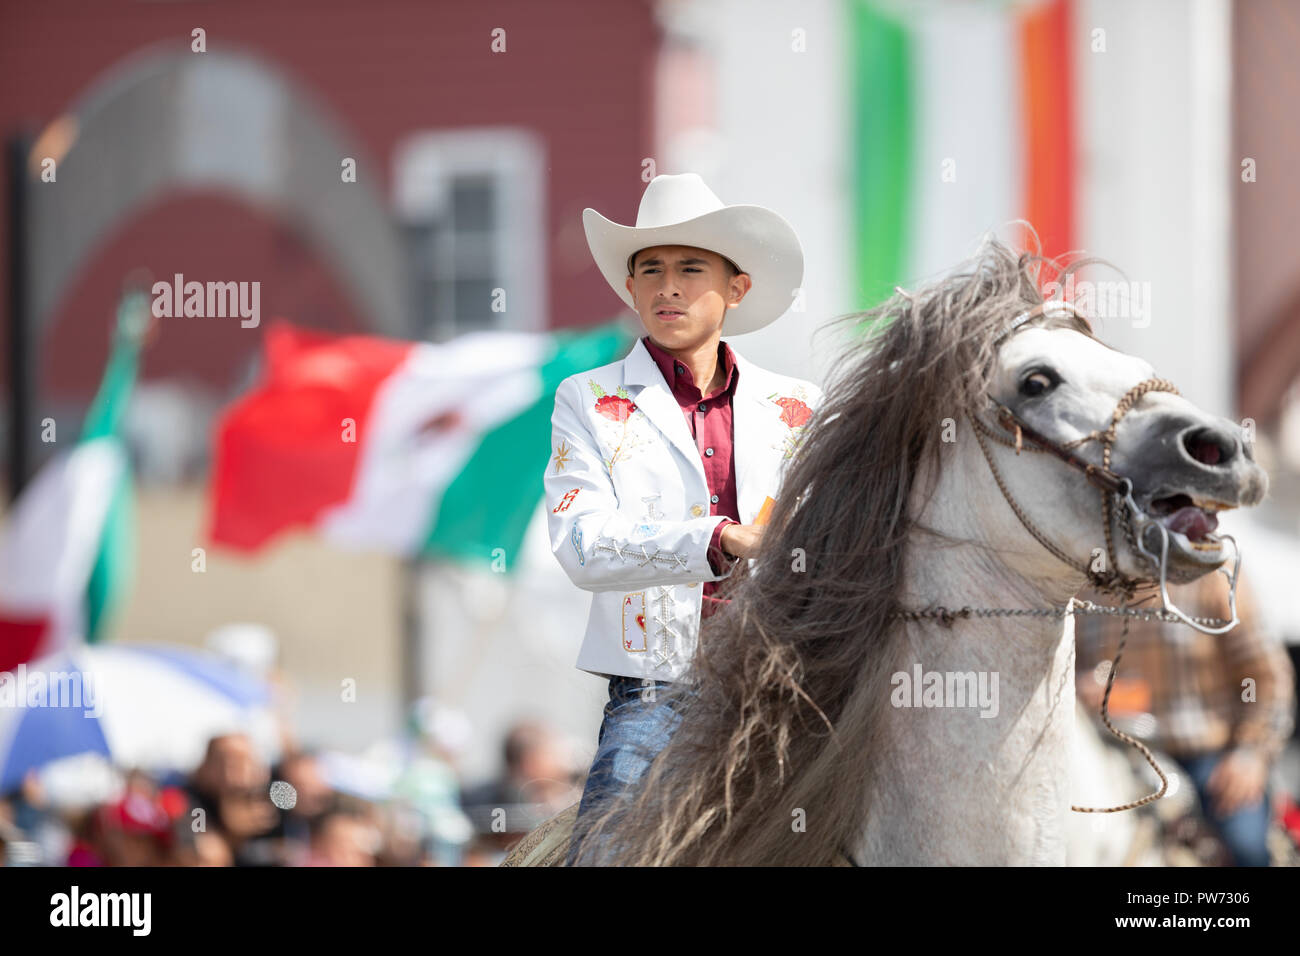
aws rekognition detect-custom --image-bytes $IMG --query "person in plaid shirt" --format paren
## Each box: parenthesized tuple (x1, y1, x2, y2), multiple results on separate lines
(1074, 572, 1295, 865)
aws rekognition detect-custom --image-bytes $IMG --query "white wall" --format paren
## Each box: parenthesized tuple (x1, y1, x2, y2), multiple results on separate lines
(655, 0, 852, 392)
(1075, 0, 1234, 418)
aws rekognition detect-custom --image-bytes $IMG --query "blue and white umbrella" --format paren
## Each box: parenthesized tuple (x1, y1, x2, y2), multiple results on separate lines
(0, 643, 277, 793)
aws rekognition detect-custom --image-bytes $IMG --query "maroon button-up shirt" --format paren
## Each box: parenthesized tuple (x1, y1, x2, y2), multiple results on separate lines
(641, 335, 741, 618)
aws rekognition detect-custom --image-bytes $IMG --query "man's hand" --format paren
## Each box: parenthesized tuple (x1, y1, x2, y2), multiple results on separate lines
(720, 523, 765, 560)
(1206, 747, 1269, 816)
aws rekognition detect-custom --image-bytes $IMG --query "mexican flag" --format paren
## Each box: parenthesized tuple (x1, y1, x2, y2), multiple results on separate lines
(850, 0, 1075, 306)
(0, 294, 143, 672)
(208, 319, 632, 568)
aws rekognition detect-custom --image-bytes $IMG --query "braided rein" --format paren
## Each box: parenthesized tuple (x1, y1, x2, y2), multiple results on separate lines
(893, 601, 1225, 814)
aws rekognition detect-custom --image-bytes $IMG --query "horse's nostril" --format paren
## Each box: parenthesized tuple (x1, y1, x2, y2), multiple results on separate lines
(1183, 427, 1235, 466)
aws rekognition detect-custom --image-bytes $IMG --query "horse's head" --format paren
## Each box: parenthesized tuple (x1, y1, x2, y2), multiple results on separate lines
(984, 318, 1268, 593)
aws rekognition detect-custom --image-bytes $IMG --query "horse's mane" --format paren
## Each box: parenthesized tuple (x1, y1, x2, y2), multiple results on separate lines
(571, 232, 1099, 866)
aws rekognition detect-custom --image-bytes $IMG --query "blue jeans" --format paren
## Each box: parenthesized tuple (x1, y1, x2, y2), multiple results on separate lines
(1179, 749, 1272, 867)
(566, 675, 686, 865)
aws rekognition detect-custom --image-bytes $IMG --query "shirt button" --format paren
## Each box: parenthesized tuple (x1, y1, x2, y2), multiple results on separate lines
(675, 364, 684, 374)
(704, 447, 714, 457)
(698, 403, 707, 413)
(710, 494, 719, 504)
(690, 504, 703, 517)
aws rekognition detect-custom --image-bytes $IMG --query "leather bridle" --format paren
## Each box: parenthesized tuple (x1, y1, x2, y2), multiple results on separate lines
(929, 299, 1242, 634)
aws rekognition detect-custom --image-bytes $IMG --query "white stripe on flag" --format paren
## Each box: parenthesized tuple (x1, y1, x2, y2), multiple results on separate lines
(317, 332, 551, 554)
(909, 3, 1023, 283)
(0, 437, 124, 608)
(0, 439, 124, 649)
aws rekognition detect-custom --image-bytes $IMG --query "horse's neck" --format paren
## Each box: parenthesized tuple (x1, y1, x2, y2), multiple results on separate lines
(854, 529, 1081, 865)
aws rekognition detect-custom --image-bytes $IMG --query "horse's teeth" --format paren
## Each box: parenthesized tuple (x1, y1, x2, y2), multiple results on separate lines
(1190, 495, 1236, 513)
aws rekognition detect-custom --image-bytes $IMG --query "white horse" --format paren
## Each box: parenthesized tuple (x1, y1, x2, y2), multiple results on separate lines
(506, 238, 1268, 866)
(850, 323, 1263, 865)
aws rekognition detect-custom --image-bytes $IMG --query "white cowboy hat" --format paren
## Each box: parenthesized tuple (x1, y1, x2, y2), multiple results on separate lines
(583, 172, 804, 336)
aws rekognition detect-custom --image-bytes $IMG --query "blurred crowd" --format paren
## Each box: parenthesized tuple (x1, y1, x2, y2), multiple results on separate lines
(1075, 573, 1300, 866)
(3, 571, 1299, 867)
(0, 714, 584, 867)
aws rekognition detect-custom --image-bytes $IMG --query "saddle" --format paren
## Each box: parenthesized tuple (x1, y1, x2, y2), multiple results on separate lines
(499, 802, 856, 866)
(499, 803, 580, 866)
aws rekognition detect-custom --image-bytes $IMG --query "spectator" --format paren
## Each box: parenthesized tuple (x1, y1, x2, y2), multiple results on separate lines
(1075, 572, 1296, 866)
(299, 806, 377, 867)
(183, 733, 279, 866)
(391, 698, 474, 864)
(459, 720, 583, 834)
(96, 782, 174, 867)
(267, 749, 336, 864)
(0, 812, 21, 867)
(64, 808, 106, 867)
(5, 771, 63, 865)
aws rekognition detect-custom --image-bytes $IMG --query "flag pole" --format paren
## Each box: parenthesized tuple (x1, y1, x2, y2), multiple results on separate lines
(400, 555, 423, 721)
(5, 133, 33, 503)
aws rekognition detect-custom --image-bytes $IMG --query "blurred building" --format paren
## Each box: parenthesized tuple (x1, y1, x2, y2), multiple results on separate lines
(0, 0, 663, 760)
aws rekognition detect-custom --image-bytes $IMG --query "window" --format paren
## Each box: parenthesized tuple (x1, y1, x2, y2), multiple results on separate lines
(393, 129, 546, 340)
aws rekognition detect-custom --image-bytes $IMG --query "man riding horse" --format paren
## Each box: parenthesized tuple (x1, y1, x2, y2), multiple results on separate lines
(541, 172, 822, 864)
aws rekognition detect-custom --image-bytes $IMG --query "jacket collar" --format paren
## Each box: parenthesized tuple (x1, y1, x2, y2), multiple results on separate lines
(619, 335, 774, 524)
(623, 333, 755, 389)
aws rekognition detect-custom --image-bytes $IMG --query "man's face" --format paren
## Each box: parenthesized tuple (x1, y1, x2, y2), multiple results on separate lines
(625, 245, 751, 348)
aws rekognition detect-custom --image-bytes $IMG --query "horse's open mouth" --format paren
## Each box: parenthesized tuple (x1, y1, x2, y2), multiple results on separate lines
(1145, 492, 1235, 554)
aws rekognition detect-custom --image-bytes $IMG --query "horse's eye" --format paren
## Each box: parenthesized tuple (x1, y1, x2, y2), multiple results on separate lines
(1020, 369, 1058, 397)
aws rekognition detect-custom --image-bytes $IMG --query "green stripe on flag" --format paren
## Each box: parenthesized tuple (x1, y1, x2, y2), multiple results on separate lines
(848, 0, 913, 316)
(80, 292, 145, 643)
(421, 320, 634, 570)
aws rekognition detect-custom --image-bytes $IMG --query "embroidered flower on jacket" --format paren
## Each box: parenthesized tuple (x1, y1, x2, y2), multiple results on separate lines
(775, 396, 812, 428)
(588, 380, 647, 476)
(594, 394, 637, 421)
(552, 438, 572, 473)
(768, 386, 815, 459)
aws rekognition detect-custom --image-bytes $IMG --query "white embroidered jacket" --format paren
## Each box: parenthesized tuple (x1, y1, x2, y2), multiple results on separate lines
(545, 335, 823, 682)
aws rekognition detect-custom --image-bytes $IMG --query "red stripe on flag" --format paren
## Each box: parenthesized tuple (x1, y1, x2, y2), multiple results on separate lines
(1020, 0, 1075, 271)
(0, 613, 50, 672)
(207, 321, 413, 551)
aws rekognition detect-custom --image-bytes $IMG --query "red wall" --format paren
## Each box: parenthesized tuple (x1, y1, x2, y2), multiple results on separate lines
(0, 0, 660, 400)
